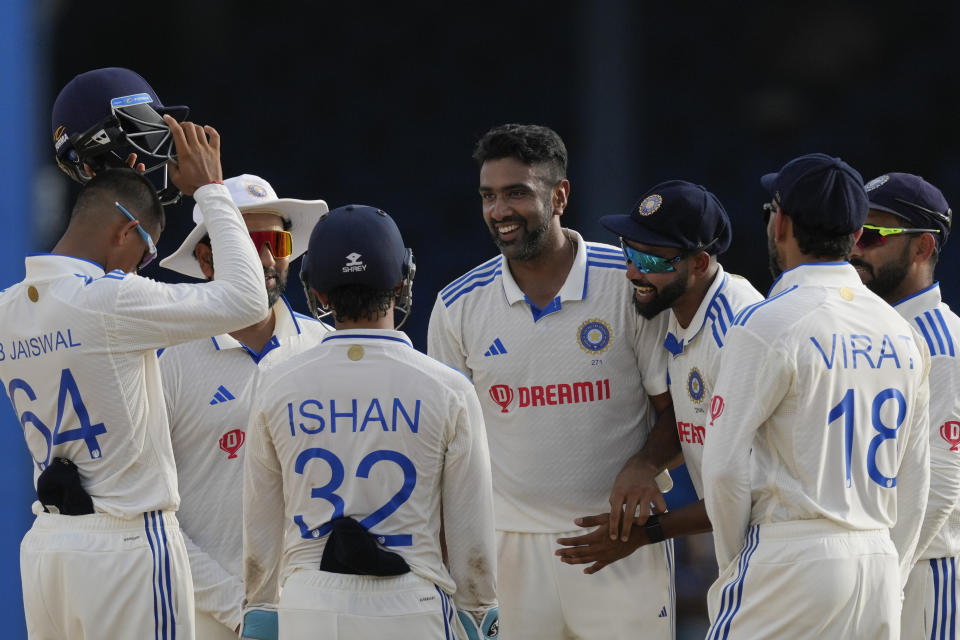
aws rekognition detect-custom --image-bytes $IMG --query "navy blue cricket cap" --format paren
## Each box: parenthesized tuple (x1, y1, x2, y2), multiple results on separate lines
(599, 180, 732, 254)
(51, 67, 188, 162)
(301, 205, 408, 293)
(760, 153, 867, 235)
(865, 172, 952, 248)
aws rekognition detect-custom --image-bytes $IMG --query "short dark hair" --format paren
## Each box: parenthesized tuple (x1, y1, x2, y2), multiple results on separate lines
(72, 169, 165, 231)
(473, 123, 568, 184)
(326, 284, 395, 324)
(787, 214, 856, 259)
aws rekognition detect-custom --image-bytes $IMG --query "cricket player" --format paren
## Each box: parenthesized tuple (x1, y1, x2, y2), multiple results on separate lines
(157, 174, 330, 638)
(556, 180, 762, 572)
(3, 100, 269, 637)
(243, 205, 499, 639)
(427, 124, 676, 638)
(702, 153, 931, 638)
(849, 172, 960, 638)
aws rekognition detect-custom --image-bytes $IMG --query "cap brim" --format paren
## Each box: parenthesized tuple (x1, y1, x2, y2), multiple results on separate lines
(760, 173, 778, 194)
(867, 201, 914, 224)
(162, 198, 329, 278)
(598, 214, 688, 249)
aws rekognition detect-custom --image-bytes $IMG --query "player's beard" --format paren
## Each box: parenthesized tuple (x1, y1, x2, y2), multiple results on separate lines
(265, 266, 288, 308)
(850, 244, 911, 300)
(489, 199, 553, 261)
(767, 232, 785, 279)
(631, 274, 688, 319)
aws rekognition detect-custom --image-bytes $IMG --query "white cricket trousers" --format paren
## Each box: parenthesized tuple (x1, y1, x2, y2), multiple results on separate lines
(21, 509, 194, 640)
(277, 569, 467, 639)
(902, 556, 960, 638)
(496, 530, 675, 639)
(706, 519, 899, 640)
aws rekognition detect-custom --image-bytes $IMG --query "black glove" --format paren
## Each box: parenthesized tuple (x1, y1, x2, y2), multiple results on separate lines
(37, 457, 94, 515)
(320, 517, 410, 576)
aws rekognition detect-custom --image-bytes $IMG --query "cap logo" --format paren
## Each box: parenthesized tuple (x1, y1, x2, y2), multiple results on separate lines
(53, 125, 65, 143)
(865, 175, 889, 192)
(247, 184, 268, 198)
(343, 252, 367, 273)
(639, 195, 662, 216)
(109, 93, 153, 108)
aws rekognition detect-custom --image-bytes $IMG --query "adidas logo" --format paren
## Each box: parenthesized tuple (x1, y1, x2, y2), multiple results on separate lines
(209, 385, 236, 405)
(483, 338, 507, 357)
(657, 606, 668, 618)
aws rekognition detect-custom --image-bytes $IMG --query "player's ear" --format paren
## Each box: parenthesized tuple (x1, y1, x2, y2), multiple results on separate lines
(913, 232, 936, 264)
(552, 179, 570, 216)
(193, 243, 215, 279)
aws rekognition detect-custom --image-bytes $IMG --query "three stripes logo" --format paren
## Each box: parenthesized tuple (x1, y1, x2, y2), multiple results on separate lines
(658, 606, 668, 618)
(209, 385, 235, 405)
(484, 338, 507, 357)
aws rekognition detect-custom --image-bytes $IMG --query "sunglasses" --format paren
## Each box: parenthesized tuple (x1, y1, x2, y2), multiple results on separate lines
(620, 239, 685, 273)
(249, 230, 293, 259)
(856, 224, 941, 249)
(115, 201, 158, 270)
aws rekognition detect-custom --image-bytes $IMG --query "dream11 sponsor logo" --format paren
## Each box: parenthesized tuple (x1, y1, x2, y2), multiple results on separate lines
(488, 379, 611, 413)
(219, 428, 245, 459)
(940, 420, 960, 451)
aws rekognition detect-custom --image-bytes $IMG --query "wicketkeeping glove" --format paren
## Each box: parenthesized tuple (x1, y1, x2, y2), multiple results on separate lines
(457, 607, 499, 640)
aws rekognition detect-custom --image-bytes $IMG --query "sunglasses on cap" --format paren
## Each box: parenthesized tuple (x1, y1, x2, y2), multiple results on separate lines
(249, 230, 293, 259)
(856, 224, 941, 249)
(115, 201, 158, 270)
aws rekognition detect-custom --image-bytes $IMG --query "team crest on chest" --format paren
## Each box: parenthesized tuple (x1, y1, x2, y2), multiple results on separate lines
(687, 367, 705, 403)
(578, 319, 612, 354)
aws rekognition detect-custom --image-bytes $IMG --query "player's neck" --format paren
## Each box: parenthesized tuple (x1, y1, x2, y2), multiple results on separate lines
(506, 230, 576, 309)
(229, 305, 277, 353)
(883, 272, 935, 306)
(334, 304, 396, 331)
(51, 234, 107, 270)
(673, 264, 720, 329)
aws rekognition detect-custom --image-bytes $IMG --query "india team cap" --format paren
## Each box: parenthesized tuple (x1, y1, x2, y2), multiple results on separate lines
(51, 67, 188, 165)
(864, 172, 952, 248)
(599, 180, 732, 254)
(301, 205, 409, 293)
(160, 174, 328, 279)
(760, 152, 867, 235)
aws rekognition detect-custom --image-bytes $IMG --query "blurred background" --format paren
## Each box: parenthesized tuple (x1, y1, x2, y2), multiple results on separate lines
(0, 1, 958, 636)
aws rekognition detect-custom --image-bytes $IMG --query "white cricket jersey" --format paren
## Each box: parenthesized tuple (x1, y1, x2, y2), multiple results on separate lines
(0, 184, 268, 518)
(243, 329, 498, 615)
(893, 282, 960, 561)
(160, 297, 330, 628)
(702, 262, 931, 577)
(664, 266, 762, 498)
(427, 229, 669, 533)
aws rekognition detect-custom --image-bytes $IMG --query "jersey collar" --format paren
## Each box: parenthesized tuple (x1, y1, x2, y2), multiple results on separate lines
(767, 261, 859, 297)
(892, 281, 942, 318)
(25, 253, 106, 280)
(320, 328, 413, 348)
(210, 295, 302, 354)
(664, 265, 727, 356)
(500, 228, 588, 309)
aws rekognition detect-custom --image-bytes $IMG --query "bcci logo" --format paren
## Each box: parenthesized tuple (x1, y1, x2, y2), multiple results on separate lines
(489, 384, 514, 413)
(639, 194, 662, 216)
(577, 319, 612, 354)
(247, 184, 268, 198)
(219, 428, 245, 459)
(865, 175, 890, 192)
(687, 368, 705, 403)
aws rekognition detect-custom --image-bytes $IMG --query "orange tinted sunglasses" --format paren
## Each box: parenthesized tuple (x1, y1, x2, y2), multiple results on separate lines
(250, 230, 293, 258)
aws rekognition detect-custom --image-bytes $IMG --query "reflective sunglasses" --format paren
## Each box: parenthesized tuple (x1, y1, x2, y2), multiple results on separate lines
(249, 230, 293, 258)
(856, 224, 941, 249)
(620, 239, 685, 273)
(115, 201, 158, 270)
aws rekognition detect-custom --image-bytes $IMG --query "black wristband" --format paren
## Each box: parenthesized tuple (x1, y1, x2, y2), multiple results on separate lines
(645, 513, 665, 543)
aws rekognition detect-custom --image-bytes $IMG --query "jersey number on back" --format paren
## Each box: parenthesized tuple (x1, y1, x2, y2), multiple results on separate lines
(293, 448, 417, 546)
(3, 368, 106, 471)
(828, 388, 905, 489)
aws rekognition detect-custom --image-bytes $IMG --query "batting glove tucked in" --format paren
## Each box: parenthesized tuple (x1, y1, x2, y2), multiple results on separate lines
(457, 607, 499, 640)
(240, 607, 278, 640)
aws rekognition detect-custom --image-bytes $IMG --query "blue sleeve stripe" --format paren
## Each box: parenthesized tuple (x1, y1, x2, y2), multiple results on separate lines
(734, 285, 798, 327)
(711, 317, 724, 348)
(716, 293, 735, 325)
(586, 259, 627, 270)
(934, 308, 956, 357)
(587, 244, 622, 257)
(443, 271, 502, 307)
(441, 264, 501, 303)
(915, 315, 938, 356)
(440, 257, 501, 297)
(924, 311, 947, 355)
